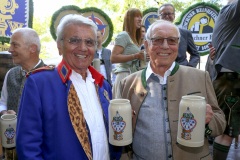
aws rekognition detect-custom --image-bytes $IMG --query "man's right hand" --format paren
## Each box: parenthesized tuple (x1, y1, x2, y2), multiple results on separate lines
(209, 46, 216, 60)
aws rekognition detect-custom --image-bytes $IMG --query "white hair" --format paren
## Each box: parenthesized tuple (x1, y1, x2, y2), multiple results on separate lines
(56, 14, 98, 42)
(12, 28, 41, 53)
(145, 20, 181, 43)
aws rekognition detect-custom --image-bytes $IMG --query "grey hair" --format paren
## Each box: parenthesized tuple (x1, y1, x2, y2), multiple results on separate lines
(56, 14, 98, 43)
(145, 20, 181, 43)
(12, 28, 41, 53)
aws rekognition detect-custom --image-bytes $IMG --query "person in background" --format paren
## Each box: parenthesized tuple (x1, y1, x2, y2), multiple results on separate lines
(118, 20, 226, 160)
(16, 14, 122, 160)
(0, 28, 45, 115)
(205, 0, 240, 159)
(140, 25, 150, 66)
(158, 3, 200, 68)
(94, 30, 113, 85)
(110, 8, 144, 98)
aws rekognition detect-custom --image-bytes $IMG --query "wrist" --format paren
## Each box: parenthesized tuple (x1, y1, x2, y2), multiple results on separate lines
(132, 54, 137, 60)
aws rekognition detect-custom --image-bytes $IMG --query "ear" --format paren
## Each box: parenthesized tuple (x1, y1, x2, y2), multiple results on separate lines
(29, 44, 37, 53)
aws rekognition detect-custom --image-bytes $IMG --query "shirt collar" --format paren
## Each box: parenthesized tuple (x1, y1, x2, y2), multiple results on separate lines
(21, 59, 42, 76)
(57, 59, 104, 86)
(71, 69, 95, 83)
(146, 61, 176, 83)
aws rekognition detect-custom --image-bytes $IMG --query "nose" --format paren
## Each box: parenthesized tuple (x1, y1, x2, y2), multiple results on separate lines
(76, 41, 88, 50)
(8, 45, 13, 53)
(161, 39, 170, 48)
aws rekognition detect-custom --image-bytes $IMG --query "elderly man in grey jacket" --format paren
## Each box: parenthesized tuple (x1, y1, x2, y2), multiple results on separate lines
(118, 20, 226, 160)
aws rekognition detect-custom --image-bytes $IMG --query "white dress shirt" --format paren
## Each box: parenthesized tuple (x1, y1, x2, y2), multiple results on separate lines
(146, 62, 175, 85)
(70, 69, 109, 160)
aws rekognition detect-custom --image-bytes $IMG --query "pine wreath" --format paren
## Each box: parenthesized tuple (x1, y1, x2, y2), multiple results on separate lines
(50, 5, 113, 47)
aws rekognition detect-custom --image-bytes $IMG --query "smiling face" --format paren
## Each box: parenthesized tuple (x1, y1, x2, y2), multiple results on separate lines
(8, 32, 32, 66)
(134, 15, 142, 29)
(145, 22, 179, 75)
(141, 26, 146, 40)
(158, 5, 175, 22)
(57, 23, 97, 76)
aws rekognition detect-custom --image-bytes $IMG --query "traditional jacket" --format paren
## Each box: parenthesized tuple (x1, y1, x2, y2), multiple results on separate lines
(119, 64, 226, 160)
(16, 60, 122, 160)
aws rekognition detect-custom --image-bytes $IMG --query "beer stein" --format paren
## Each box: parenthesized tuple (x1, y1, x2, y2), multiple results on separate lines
(109, 99, 132, 146)
(1, 114, 17, 148)
(177, 95, 206, 147)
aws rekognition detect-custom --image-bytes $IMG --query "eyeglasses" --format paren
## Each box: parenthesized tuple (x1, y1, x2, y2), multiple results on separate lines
(150, 36, 179, 46)
(62, 37, 97, 47)
(159, 12, 175, 17)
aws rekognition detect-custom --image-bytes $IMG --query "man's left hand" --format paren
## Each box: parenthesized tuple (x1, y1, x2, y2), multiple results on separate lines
(205, 104, 213, 124)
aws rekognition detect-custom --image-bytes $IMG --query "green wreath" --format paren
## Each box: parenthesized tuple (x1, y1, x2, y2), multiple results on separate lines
(142, 7, 158, 16)
(0, 0, 33, 44)
(50, 5, 113, 48)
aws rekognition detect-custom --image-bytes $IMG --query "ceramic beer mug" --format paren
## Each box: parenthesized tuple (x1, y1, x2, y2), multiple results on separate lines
(92, 58, 101, 72)
(109, 99, 132, 146)
(1, 114, 17, 148)
(177, 95, 206, 147)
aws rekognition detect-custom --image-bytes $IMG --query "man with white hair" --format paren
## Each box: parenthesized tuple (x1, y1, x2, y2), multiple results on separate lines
(0, 28, 45, 114)
(16, 14, 122, 160)
(118, 20, 225, 159)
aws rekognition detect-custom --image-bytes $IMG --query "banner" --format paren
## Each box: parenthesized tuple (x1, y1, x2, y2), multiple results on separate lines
(142, 8, 158, 31)
(176, 2, 220, 56)
(0, 0, 33, 47)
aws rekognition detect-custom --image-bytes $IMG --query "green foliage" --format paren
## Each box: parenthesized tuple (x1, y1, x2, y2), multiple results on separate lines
(49, 5, 113, 47)
(33, 16, 53, 59)
(142, 8, 158, 16)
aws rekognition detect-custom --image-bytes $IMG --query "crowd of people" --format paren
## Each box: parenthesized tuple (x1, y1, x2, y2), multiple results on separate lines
(0, 1, 239, 159)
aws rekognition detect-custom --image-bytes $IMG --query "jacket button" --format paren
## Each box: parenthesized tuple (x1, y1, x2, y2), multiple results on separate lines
(163, 97, 167, 100)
